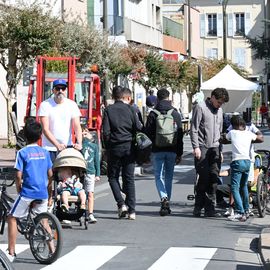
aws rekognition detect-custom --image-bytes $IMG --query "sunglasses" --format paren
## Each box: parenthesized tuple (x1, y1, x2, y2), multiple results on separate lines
(55, 86, 67, 91)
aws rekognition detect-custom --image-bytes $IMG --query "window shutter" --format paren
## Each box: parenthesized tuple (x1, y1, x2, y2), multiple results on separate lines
(239, 48, 246, 67)
(206, 48, 212, 58)
(200, 14, 206, 37)
(213, 48, 218, 59)
(233, 48, 239, 64)
(227, 13, 233, 37)
(217, 13, 223, 37)
(245, 12, 251, 35)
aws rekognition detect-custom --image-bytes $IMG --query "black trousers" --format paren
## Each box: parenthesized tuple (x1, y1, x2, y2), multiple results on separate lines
(194, 146, 221, 213)
(107, 149, 136, 214)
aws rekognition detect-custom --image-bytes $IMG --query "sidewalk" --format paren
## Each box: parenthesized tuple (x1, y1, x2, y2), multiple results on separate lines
(0, 139, 15, 168)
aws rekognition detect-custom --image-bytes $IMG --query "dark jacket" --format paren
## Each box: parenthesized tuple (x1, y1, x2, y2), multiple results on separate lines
(102, 100, 143, 153)
(145, 99, 183, 156)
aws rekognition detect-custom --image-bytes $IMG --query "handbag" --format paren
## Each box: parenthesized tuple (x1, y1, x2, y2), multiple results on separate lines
(134, 132, 152, 150)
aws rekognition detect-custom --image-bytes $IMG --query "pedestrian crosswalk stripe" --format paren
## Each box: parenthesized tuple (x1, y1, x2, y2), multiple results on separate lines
(148, 247, 217, 270)
(174, 165, 194, 173)
(0, 244, 29, 254)
(42, 245, 126, 270)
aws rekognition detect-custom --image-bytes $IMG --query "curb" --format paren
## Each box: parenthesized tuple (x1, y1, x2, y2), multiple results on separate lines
(259, 227, 270, 269)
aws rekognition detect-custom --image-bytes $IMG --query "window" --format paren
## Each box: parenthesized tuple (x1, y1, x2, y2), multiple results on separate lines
(235, 13, 245, 36)
(207, 14, 217, 36)
(206, 48, 218, 59)
(233, 48, 245, 67)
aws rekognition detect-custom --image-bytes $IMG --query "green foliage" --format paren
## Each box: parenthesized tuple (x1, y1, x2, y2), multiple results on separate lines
(247, 35, 270, 60)
(137, 51, 167, 91)
(0, 1, 62, 94)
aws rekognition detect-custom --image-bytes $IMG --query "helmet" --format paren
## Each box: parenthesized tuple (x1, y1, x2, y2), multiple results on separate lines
(52, 79, 67, 88)
(53, 148, 86, 171)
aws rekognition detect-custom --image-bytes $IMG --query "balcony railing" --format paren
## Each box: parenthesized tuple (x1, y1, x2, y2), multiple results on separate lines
(163, 16, 183, 40)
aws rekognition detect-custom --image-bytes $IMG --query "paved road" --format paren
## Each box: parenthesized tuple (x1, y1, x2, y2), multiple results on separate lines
(0, 131, 270, 269)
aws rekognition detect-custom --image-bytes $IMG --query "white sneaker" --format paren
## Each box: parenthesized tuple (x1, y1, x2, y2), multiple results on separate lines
(223, 207, 234, 217)
(5, 249, 16, 262)
(228, 213, 247, 222)
(89, 214, 97, 223)
(61, 219, 71, 224)
(128, 213, 136, 220)
(118, 204, 128, 218)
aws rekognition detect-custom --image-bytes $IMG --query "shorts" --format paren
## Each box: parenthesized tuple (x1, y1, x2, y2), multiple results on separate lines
(10, 195, 48, 218)
(59, 187, 82, 196)
(84, 174, 95, 193)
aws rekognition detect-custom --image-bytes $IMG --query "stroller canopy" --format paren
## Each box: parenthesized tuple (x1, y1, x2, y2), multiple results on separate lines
(53, 148, 86, 170)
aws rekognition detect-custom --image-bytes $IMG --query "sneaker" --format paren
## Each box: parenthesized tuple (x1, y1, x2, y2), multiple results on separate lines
(223, 207, 234, 217)
(159, 198, 170, 216)
(89, 213, 97, 223)
(5, 249, 16, 262)
(245, 209, 254, 219)
(228, 213, 247, 222)
(61, 219, 71, 224)
(61, 204, 69, 213)
(118, 204, 128, 218)
(193, 207, 201, 217)
(128, 213, 136, 220)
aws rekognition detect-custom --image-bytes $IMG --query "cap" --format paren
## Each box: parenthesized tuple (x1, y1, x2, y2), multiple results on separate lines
(53, 79, 67, 88)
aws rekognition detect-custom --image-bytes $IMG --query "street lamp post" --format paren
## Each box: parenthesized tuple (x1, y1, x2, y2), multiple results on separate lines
(220, 0, 229, 60)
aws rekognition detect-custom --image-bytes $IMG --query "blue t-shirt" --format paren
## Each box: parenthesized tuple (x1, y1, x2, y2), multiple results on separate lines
(14, 144, 52, 199)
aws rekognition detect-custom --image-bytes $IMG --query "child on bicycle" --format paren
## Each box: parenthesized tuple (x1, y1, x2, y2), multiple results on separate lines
(7, 120, 53, 262)
(57, 166, 87, 212)
(81, 127, 100, 223)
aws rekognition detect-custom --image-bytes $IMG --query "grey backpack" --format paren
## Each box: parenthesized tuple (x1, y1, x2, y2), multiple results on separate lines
(153, 109, 177, 147)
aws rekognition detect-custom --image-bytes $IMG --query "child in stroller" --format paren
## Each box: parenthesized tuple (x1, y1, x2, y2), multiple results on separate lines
(57, 166, 86, 213)
(53, 148, 89, 229)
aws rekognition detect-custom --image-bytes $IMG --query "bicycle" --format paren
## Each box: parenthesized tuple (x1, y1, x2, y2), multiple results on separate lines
(253, 150, 270, 217)
(0, 167, 63, 264)
(0, 249, 14, 270)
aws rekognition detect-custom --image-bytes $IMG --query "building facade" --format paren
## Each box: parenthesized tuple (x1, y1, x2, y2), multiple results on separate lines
(190, 0, 266, 79)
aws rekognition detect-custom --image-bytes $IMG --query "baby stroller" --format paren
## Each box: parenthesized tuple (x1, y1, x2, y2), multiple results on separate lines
(52, 148, 89, 229)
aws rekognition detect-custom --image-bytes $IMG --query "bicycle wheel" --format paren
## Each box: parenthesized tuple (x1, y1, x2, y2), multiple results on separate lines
(29, 212, 63, 264)
(0, 250, 14, 270)
(257, 173, 268, 217)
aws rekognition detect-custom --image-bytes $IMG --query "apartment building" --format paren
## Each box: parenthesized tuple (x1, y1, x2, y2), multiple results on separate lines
(190, 0, 266, 79)
(90, 0, 163, 48)
(162, 0, 200, 59)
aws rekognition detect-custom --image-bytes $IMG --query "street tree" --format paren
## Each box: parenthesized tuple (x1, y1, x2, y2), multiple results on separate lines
(0, 1, 62, 144)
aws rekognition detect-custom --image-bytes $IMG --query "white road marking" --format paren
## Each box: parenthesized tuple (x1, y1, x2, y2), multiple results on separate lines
(148, 247, 217, 270)
(0, 244, 29, 254)
(174, 165, 194, 173)
(42, 245, 126, 270)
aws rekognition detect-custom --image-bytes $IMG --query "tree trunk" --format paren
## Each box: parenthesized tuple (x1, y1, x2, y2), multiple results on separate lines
(7, 97, 15, 146)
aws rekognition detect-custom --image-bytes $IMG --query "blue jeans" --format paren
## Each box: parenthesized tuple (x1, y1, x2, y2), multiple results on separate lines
(230, 159, 251, 214)
(152, 152, 177, 200)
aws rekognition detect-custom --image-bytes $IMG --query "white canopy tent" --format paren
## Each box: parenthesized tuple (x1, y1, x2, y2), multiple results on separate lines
(200, 65, 259, 113)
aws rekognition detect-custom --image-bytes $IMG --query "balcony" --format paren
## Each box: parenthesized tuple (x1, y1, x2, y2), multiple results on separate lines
(124, 17, 163, 48)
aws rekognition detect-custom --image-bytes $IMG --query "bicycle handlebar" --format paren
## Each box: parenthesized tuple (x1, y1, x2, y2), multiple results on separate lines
(0, 168, 16, 187)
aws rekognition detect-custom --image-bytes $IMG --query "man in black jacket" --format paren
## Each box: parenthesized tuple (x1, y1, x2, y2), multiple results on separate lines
(145, 88, 183, 216)
(102, 86, 143, 220)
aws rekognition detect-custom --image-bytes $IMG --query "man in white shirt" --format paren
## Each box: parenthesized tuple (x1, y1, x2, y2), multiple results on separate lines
(38, 79, 82, 162)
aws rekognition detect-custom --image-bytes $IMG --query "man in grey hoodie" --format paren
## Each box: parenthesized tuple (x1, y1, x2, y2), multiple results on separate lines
(190, 88, 229, 217)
